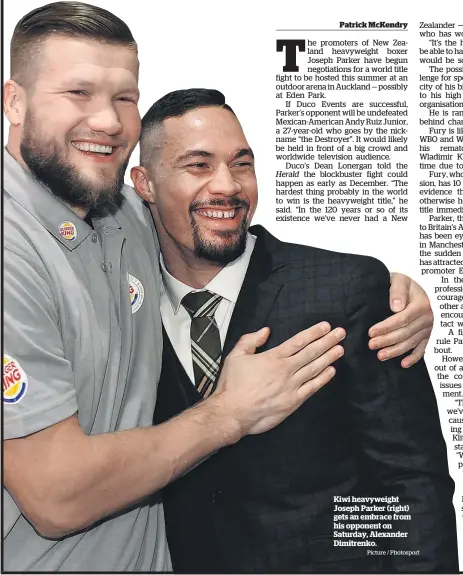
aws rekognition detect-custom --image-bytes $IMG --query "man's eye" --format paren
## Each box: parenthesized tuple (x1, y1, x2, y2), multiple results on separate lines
(68, 90, 87, 96)
(233, 161, 254, 168)
(188, 163, 209, 169)
(117, 96, 137, 103)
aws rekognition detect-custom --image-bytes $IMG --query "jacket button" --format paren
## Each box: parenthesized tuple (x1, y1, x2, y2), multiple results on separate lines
(211, 490, 223, 503)
(92, 232, 98, 243)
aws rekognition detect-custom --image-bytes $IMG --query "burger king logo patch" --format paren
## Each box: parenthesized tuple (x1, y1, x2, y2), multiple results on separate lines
(129, 274, 144, 314)
(58, 221, 77, 241)
(3, 355, 28, 404)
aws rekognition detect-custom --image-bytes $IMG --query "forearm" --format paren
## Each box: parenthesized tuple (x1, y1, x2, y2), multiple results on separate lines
(6, 322, 342, 539)
(5, 397, 240, 537)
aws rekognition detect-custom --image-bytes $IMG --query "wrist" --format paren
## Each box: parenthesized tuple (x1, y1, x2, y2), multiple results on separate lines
(201, 392, 244, 446)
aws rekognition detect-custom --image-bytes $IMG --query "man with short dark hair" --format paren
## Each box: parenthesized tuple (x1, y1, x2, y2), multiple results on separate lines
(132, 88, 458, 573)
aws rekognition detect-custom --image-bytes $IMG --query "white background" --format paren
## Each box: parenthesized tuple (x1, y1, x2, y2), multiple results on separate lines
(4, 0, 462, 567)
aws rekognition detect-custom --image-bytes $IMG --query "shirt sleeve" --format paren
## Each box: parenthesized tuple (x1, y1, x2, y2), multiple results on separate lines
(3, 246, 77, 439)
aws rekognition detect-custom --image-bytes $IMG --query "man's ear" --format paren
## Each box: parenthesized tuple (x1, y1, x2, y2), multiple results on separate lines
(131, 166, 156, 204)
(4, 80, 27, 126)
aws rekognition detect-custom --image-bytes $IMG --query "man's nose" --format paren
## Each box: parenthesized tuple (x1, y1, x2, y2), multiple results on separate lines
(87, 101, 123, 136)
(207, 164, 241, 196)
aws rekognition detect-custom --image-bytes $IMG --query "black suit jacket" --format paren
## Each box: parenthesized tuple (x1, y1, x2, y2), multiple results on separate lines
(154, 225, 458, 573)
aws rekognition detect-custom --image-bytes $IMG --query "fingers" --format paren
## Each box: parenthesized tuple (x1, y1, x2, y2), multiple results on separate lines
(271, 322, 332, 359)
(375, 327, 431, 362)
(286, 327, 346, 373)
(368, 300, 433, 338)
(388, 272, 410, 313)
(373, 274, 434, 340)
(369, 310, 412, 338)
(296, 366, 337, 403)
(369, 315, 431, 350)
(401, 339, 428, 368)
(292, 344, 344, 387)
(227, 327, 270, 359)
(230, 322, 333, 362)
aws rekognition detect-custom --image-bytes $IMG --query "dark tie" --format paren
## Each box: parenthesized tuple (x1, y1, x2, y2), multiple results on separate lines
(181, 290, 223, 398)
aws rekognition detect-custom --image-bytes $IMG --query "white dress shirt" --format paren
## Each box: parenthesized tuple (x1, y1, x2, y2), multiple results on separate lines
(160, 234, 256, 384)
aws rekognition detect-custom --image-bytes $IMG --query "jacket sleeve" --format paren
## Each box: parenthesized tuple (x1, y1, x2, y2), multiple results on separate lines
(339, 255, 458, 572)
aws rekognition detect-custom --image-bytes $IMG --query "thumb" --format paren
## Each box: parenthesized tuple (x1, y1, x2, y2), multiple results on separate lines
(389, 272, 408, 313)
(227, 327, 270, 359)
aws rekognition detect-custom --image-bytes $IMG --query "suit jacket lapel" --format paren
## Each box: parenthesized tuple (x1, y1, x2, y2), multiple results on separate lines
(222, 226, 286, 357)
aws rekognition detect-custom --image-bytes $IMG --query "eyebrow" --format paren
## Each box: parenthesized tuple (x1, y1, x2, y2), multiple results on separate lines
(175, 150, 214, 163)
(234, 147, 254, 160)
(62, 79, 97, 90)
(175, 147, 254, 164)
(62, 79, 140, 97)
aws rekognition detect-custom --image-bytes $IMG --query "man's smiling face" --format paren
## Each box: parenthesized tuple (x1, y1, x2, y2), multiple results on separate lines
(148, 106, 258, 266)
(19, 35, 140, 210)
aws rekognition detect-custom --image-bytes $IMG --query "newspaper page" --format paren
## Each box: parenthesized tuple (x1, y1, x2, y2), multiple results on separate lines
(3, 0, 462, 571)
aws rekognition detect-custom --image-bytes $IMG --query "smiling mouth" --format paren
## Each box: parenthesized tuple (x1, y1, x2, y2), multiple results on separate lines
(194, 208, 237, 220)
(72, 142, 115, 155)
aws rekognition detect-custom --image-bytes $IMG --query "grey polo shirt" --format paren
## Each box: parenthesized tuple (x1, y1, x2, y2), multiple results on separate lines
(3, 151, 170, 571)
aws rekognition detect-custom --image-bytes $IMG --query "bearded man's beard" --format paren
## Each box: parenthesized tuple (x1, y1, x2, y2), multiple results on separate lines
(189, 198, 250, 265)
(20, 113, 128, 211)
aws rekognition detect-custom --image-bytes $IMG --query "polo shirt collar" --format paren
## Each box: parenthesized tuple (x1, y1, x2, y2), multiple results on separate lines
(3, 149, 121, 250)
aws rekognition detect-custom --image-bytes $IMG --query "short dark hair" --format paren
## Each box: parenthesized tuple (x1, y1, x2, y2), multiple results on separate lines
(11, 1, 137, 87)
(140, 88, 235, 167)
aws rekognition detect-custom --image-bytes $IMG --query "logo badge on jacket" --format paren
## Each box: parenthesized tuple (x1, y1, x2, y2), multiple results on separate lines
(129, 274, 144, 314)
(58, 221, 77, 241)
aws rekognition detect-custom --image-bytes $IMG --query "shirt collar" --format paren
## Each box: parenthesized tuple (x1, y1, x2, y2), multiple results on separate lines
(3, 149, 122, 250)
(161, 233, 256, 314)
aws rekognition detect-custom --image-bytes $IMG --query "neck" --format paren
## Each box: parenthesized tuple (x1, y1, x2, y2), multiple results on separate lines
(6, 140, 89, 220)
(6, 138, 28, 173)
(69, 205, 89, 219)
(161, 242, 225, 289)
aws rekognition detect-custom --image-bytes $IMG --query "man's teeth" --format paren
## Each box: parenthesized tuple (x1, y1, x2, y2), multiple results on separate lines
(72, 142, 113, 154)
(199, 210, 236, 219)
